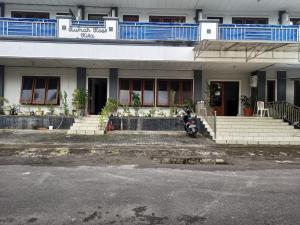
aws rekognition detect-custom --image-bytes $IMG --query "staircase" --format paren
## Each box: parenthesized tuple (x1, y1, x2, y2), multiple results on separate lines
(208, 117, 300, 145)
(67, 115, 105, 135)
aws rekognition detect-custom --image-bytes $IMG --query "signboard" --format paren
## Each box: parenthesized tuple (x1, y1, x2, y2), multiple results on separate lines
(57, 17, 118, 40)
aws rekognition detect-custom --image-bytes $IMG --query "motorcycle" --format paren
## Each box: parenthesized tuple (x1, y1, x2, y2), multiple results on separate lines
(183, 109, 198, 138)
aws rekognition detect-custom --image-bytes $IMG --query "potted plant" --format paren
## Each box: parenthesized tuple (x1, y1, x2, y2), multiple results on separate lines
(131, 93, 141, 116)
(241, 96, 253, 117)
(72, 89, 88, 117)
(105, 98, 118, 116)
(8, 104, 19, 115)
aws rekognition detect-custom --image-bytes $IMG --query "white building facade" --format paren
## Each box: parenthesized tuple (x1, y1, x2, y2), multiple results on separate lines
(0, 0, 300, 116)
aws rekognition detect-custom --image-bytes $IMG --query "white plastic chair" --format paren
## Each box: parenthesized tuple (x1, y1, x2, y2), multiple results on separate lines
(257, 101, 269, 117)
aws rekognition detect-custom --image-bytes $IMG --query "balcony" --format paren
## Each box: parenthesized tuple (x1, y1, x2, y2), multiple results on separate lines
(0, 18, 56, 37)
(219, 24, 299, 42)
(0, 17, 300, 43)
(118, 22, 199, 41)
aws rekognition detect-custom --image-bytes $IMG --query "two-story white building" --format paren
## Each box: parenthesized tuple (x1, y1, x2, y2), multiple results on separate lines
(0, 0, 299, 118)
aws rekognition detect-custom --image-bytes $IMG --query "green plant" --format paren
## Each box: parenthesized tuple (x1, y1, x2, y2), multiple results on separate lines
(0, 96, 9, 115)
(98, 105, 110, 129)
(131, 93, 141, 115)
(184, 99, 195, 112)
(149, 107, 156, 116)
(8, 104, 19, 115)
(72, 89, 88, 116)
(105, 98, 118, 115)
(48, 104, 55, 115)
(241, 96, 251, 108)
(60, 91, 69, 116)
(122, 104, 130, 114)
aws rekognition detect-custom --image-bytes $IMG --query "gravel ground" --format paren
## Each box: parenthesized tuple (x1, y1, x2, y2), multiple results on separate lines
(0, 129, 299, 170)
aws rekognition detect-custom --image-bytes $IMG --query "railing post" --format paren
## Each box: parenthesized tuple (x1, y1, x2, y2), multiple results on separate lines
(214, 111, 217, 140)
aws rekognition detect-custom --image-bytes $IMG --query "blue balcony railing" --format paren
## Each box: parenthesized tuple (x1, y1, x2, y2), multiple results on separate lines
(219, 24, 299, 42)
(1, 17, 300, 43)
(0, 18, 56, 38)
(119, 22, 199, 41)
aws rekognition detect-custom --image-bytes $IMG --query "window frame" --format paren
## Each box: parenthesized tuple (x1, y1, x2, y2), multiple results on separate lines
(207, 16, 224, 24)
(156, 79, 193, 107)
(20, 76, 60, 105)
(149, 16, 186, 23)
(11, 11, 50, 19)
(232, 17, 269, 24)
(88, 13, 108, 21)
(123, 15, 139, 22)
(118, 79, 155, 107)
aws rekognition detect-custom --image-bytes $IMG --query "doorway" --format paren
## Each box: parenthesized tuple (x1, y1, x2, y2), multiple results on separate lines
(210, 81, 240, 116)
(266, 80, 276, 103)
(88, 78, 107, 115)
(295, 80, 300, 107)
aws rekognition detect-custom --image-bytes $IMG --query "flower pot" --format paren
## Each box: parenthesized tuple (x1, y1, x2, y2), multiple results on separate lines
(243, 108, 253, 117)
(48, 126, 53, 130)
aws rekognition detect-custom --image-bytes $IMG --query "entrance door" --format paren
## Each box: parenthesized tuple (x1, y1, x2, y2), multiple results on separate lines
(210, 81, 239, 116)
(266, 80, 276, 103)
(295, 80, 300, 107)
(88, 78, 107, 115)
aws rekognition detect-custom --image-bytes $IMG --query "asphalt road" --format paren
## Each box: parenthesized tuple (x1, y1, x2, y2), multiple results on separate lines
(0, 165, 299, 225)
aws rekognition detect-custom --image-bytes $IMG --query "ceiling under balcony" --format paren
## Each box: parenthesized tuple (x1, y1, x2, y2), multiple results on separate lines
(3, 0, 300, 12)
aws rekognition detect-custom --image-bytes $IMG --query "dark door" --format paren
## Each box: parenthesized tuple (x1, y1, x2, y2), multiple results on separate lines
(295, 80, 300, 107)
(210, 81, 239, 116)
(267, 80, 276, 103)
(224, 82, 239, 116)
(88, 78, 107, 115)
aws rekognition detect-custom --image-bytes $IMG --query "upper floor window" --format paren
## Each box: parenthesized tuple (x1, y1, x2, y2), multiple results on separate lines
(20, 77, 60, 105)
(290, 18, 300, 25)
(232, 17, 268, 24)
(207, 17, 223, 24)
(123, 15, 139, 22)
(149, 16, 186, 23)
(11, 11, 49, 19)
(56, 12, 71, 16)
(88, 14, 108, 21)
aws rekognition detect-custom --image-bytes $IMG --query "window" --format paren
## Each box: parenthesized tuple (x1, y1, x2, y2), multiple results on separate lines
(88, 14, 108, 21)
(20, 77, 60, 105)
(157, 79, 193, 106)
(119, 79, 155, 106)
(11, 11, 50, 19)
(149, 16, 186, 23)
(56, 12, 71, 16)
(123, 15, 139, 22)
(207, 17, 223, 24)
(232, 17, 268, 24)
(290, 18, 300, 25)
(119, 79, 130, 105)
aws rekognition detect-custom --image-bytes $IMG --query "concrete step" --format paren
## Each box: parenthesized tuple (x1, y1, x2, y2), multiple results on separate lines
(216, 116, 274, 120)
(72, 123, 100, 128)
(216, 132, 300, 137)
(217, 129, 297, 134)
(216, 121, 285, 125)
(216, 136, 300, 141)
(73, 119, 99, 123)
(217, 126, 295, 130)
(70, 126, 100, 131)
(216, 139, 300, 145)
(67, 130, 105, 135)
